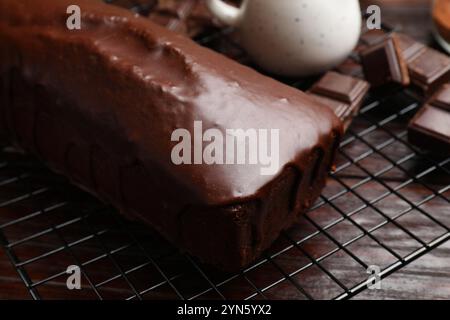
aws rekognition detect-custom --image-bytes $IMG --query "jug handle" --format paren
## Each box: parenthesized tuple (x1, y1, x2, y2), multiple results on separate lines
(206, 0, 242, 27)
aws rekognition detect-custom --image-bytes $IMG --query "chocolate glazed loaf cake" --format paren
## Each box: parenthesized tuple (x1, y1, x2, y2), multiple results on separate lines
(0, 0, 342, 271)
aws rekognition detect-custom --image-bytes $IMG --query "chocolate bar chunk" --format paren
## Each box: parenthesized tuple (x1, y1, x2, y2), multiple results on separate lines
(310, 71, 369, 104)
(408, 105, 450, 155)
(309, 72, 369, 131)
(0, 0, 342, 271)
(408, 47, 450, 95)
(335, 57, 364, 79)
(360, 29, 387, 46)
(394, 33, 426, 63)
(391, 32, 450, 96)
(429, 83, 450, 111)
(360, 36, 410, 88)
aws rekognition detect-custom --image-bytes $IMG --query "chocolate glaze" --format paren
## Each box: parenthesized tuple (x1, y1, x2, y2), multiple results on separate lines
(0, 0, 342, 270)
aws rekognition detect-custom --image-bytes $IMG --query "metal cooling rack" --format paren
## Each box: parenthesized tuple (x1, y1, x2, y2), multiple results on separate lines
(0, 0, 450, 300)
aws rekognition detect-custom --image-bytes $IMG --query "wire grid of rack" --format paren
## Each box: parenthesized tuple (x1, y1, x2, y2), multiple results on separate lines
(1, 0, 450, 300)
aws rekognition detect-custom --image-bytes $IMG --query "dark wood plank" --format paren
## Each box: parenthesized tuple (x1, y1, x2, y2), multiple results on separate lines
(0, 247, 31, 299)
(354, 241, 450, 299)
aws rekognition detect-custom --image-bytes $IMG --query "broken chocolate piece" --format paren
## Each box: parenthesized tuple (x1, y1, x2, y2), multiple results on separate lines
(408, 104, 450, 155)
(309, 72, 369, 131)
(408, 47, 450, 95)
(391, 32, 450, 96)
(310, 71, 370, 105)
(335, 57, 364, 79)
(360, 29, 388, 46)
(394, 32, 426, 63)
(360, 35, 410, 88)
(429, 83, 450, 111)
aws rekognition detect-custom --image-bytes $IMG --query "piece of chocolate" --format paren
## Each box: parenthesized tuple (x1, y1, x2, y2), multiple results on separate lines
(310, 71, 370, 105)
(0, 0, 342, 271)
(391, 32, 450, 96)
(360, 29, 388, 46)
(408, 104, 450, 155)
(429, 83, 450, 111)
(360, 35, 410, 88)
(308, 72, 369, 131)
(334, 57, 364, 79)
(394, 33, 426, 63)
(408, 47, 450, 95)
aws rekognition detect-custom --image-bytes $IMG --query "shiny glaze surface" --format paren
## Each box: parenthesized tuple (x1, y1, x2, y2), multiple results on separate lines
(0, 0, 341, 207)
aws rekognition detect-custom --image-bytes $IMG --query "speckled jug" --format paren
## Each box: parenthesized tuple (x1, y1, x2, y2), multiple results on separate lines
(207, 0, 362, 77)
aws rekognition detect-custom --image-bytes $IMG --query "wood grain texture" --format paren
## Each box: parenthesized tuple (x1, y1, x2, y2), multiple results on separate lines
(0, 247, 30, 299)
(354, 241, 450, 299)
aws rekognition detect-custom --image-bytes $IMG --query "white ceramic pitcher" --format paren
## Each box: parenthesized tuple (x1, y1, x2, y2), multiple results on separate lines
(207, 0, 362, 77)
